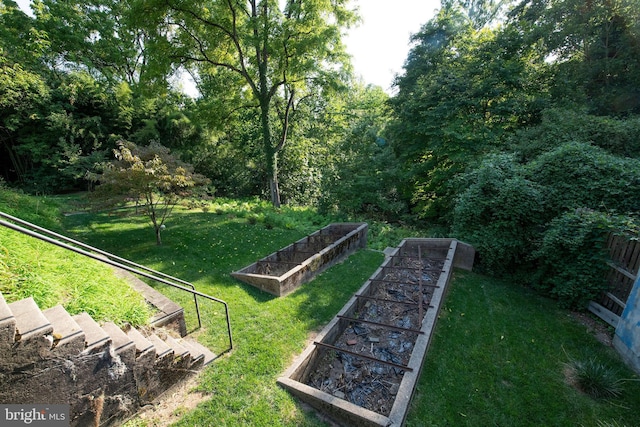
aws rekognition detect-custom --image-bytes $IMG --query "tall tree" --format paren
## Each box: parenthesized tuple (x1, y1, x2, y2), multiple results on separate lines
(33, 0, 156, 87)
(390, 5, 548, 220)
(442, 0, 510, 28)
(135, 0, 357, 207)
(0, 57, 50, 183)
(0, 0, 50, 72)
(510, 0, 640, 114)
(317, 84, 405, 220)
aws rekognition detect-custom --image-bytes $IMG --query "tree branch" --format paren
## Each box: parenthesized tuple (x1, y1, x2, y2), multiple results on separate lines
(163, 0, 259, 95)
(275, 86, 296, 153)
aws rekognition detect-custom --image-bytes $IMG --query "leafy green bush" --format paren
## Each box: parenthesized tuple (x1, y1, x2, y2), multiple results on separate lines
(452, 145, 640, 307)
(453, 154, 546, 275)
(319, 143, 408, 222)
(531, 210, 637, 308)
(365, 221, 432, 251)
(511, 109, 640, 161)
(524, 141, 640, 215)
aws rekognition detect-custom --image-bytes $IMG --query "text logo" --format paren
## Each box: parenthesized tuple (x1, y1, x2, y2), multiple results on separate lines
(1, 405, 69, 426)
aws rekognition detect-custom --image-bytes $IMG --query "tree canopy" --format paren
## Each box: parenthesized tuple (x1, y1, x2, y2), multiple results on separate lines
(133, 0, 357, 206)
(387, 0, 640, 306)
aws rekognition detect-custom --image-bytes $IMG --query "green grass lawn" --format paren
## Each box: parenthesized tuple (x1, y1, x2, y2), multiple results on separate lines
(3, 191, 639, 426)
(410, 271, 640, 426)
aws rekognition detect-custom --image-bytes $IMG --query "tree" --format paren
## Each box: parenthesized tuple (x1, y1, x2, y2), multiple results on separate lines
(317, 84, 406, 220)
(442, 0, 510, 28)
(0, 1, 50, 72)
(135, 0, 357, 207)
(389, 4, 548, 221)
(0, 57, 50, 183)
(89, 141, 209, 245)
(510, 0, 640, 114)
(33, 0, 156, 87)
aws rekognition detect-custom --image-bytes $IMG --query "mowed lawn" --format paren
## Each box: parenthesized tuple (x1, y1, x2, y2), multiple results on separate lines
(61, 202, 640, 427)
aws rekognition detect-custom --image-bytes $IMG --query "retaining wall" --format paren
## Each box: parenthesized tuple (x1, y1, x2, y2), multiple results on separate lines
(232, 223, 368, 296)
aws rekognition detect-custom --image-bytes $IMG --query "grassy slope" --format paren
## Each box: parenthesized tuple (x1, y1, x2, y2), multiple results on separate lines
(0, 189, 152, 326)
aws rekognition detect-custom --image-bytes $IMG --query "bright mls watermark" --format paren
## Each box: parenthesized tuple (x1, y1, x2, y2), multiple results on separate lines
(1, 404, 69, 426)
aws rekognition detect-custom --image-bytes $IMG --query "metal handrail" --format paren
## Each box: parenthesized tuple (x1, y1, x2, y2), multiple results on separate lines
(0, 211, 233, 355)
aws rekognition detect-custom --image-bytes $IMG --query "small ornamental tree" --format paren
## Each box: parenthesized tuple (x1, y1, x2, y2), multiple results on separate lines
(89, 140, 209, 245)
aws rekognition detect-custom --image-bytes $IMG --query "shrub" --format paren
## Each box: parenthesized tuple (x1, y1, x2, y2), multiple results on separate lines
(511, 108, 640, 161)
(524, 141, 640, 215)
(452, 154, 546, 275)
(532, 210, 637, 309)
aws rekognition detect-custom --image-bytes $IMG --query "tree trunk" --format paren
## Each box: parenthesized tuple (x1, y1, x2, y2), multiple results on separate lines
(155, 226, 162, 245)
(269, 157, 281, 208)
(260, 100, 281, 208)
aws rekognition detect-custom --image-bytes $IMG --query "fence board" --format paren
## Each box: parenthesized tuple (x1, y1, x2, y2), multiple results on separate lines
(591, 234, 639, 324)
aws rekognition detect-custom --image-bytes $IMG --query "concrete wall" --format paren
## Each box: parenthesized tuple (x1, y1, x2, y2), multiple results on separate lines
(614, 275, 640, 375)
(232, 223, 368, 296)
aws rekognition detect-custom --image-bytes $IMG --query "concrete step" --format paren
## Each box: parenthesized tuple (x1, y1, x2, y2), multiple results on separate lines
(102, 322, 136, 363)
(5, 297, 54, 366)
(125, 326, 155, 362)
(147, 333, 174, 367)
(0, 292, 16, 347)
(8, 297, 53, 345)
(42, 305, 85, 357)
(73, 312, 111, 354)
(177, 338, 205, 369)
(178, 337, 217, 367)
(163, 334, 191, 368)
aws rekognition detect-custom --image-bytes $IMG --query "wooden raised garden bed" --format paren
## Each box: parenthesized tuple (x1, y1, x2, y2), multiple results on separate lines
(231, 223, 368, 297)
(277, 238, 475, 426)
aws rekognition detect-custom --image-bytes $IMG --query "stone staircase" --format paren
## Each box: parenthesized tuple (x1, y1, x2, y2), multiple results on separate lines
(0, 291, 215, 427)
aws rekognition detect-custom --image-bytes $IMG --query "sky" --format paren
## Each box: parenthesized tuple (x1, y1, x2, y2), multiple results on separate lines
(345, 0, 440, 92)
(13, 0, 441, 93)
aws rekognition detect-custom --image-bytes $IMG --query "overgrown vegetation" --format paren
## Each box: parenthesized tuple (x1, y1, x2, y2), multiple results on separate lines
(1, 0, 639, 344)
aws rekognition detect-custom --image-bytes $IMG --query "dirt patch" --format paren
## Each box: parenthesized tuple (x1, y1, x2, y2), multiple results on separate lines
(304, 255, 445, 416)
(125, 374, 209, 427)
(562, 363, 581, 391)
(570, 311, 614, 347)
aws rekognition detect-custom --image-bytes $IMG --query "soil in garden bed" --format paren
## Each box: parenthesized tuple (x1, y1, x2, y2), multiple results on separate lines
(252, 233, 347, 276)
(304, 254, 445, 416)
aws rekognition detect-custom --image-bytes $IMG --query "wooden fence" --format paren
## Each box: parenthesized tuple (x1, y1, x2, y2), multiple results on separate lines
(589, 233, 640, 326)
